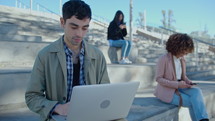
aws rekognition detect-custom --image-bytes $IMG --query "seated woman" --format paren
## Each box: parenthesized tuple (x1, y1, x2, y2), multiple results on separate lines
(154, 33, 209, 121)
(107, 10, 132, 64)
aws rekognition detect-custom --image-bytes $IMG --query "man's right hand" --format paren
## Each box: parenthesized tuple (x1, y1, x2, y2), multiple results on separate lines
(178, 81, 192, 88)
(53, 102, 70, 116)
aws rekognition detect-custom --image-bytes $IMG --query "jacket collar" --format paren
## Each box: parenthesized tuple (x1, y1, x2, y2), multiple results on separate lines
(167, 52, 177, 80)
(49, 36, 97, 60)
(167, 52, 186, 81)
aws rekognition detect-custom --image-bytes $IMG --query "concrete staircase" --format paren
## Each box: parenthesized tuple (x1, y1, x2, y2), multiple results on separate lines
(0, 5, 63, 42)
(0, 5, 215, 121)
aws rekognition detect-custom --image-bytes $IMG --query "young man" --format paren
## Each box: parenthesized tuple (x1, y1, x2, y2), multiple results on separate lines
(25, 1, 111, 121)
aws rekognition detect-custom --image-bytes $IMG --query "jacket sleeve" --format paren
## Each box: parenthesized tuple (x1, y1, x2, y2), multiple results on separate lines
(98, 52, 110, 84)
(25, 54, 58, 119)
(121, 28, 127, 37)
(155, 56, 179, 89)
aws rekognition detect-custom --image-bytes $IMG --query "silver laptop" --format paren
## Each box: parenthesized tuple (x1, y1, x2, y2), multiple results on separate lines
(52, 81, 139, 121)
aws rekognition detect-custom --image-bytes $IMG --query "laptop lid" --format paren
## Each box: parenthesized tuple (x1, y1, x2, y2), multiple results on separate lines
(66, 81, 139, 121)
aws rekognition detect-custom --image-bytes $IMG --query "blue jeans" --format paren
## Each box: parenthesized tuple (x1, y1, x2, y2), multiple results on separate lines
(108, 39, 132, 58)
(170, 87, 208, 121)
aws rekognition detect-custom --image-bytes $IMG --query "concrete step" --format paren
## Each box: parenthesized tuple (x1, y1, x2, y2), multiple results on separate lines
(138, 49, 165, 57)
(187, 64, 215, 72)
(0, 22, 19, 35)
(107, 64, 156, 90)
(0, 64, 156, 107)
(194, 75, 215, 81)
(97, 45, 138, 64)
(0, 5, 60, 22)
(0, 6, 63, 42)
(187, 70, 215, 80)
(139, 53, 163, 59)
(0, 34, 42, 42)
(0, 107, 39, 121)
(145, 57, 159, 63)
(0, 81, 215, 121)
(0, 41, 49, 65)
(0, 68, 32, 106)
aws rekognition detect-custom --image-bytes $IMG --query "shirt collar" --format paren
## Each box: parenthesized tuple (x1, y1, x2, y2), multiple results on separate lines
(173, 56, 181, 61)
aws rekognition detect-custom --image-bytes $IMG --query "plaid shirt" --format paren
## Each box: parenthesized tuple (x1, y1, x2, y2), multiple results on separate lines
(64, 41, 85, 102)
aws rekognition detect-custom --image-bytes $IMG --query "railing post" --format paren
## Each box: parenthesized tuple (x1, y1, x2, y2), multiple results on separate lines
(19, 2, 21, 8)
(37, 3, 39, 11)
(30, 0, 32, 13)
(195, 40, 199, 66)
(15, 0, 18, 8)
(129, 0, 133, 41)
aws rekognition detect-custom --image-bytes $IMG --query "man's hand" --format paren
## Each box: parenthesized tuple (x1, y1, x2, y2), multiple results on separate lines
(178, 81, 192, 88)
(54, 102, 70, 116)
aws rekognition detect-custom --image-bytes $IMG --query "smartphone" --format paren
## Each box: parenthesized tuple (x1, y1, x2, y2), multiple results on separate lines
(190, 83, 197, 85)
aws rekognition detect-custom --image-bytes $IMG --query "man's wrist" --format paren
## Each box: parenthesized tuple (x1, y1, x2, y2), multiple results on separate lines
(49, 103, 59, 117)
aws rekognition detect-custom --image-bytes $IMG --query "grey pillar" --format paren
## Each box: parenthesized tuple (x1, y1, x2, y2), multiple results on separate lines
(129, 0, 133, 41)
(30, 0, 33, 13)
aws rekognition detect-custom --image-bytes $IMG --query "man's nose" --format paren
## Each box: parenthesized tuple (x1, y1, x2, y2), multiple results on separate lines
(76, 29, 83, 37)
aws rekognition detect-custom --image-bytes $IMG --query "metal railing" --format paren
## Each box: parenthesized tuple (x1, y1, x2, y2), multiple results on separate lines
(35, 2, 58, 15)
(14, 0, 58, 16)
(16, 0, 29, 9)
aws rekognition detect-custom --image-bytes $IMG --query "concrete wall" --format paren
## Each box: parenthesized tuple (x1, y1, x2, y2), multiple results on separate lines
(108, 64, 156, 91)
(0, 64, 156, 108)
(0, 69, 31, 107)
(0, 41, 49, 67)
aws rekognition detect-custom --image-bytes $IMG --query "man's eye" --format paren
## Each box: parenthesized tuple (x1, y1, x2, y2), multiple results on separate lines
(83, 27, 88, 31)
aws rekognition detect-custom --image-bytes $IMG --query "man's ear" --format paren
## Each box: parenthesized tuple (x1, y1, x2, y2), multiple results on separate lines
(60, 17, 65, 28)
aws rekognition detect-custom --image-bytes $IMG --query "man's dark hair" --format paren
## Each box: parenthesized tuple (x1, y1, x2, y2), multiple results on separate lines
(62, 0, 91, 21)
(166, 33, 194, 56)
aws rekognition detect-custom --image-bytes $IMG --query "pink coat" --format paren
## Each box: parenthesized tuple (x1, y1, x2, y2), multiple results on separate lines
(154, 53, 191, 103)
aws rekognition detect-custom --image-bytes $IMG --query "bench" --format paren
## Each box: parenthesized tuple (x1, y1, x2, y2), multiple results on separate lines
(1, 68, 215, 121)
(108, 46, 121, 64)
(127, 97, 178, 121)
(126, 82, 215, 121)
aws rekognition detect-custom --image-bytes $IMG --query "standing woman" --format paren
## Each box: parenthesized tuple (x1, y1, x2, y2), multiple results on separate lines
(107, 10, 132, 64)
(154, 33, 209, 121)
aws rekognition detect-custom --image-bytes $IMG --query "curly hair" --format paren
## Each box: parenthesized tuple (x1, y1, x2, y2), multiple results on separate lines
(166, 33, 194, 56)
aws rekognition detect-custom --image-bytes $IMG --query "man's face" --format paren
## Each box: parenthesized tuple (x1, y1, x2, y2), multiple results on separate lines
(61, 16, 90, 48)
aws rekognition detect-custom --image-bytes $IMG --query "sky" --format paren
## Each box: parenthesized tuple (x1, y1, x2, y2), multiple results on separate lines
(0, 0, 214, 37)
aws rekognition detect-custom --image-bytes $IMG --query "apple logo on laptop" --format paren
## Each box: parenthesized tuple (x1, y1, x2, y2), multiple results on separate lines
(100, 99, 110, 109)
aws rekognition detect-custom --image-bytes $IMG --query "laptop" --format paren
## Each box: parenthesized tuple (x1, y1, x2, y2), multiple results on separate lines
(52, 81, 139, 121)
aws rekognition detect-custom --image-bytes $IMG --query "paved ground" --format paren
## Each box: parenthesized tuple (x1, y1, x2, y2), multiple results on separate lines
(0, 108, 39, 121)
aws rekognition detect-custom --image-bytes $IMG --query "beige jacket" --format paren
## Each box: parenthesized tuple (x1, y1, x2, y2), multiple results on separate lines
(25, 37, 110, 121)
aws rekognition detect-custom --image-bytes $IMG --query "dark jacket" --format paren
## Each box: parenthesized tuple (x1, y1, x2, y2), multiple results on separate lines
(107, 21, 127, 40)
